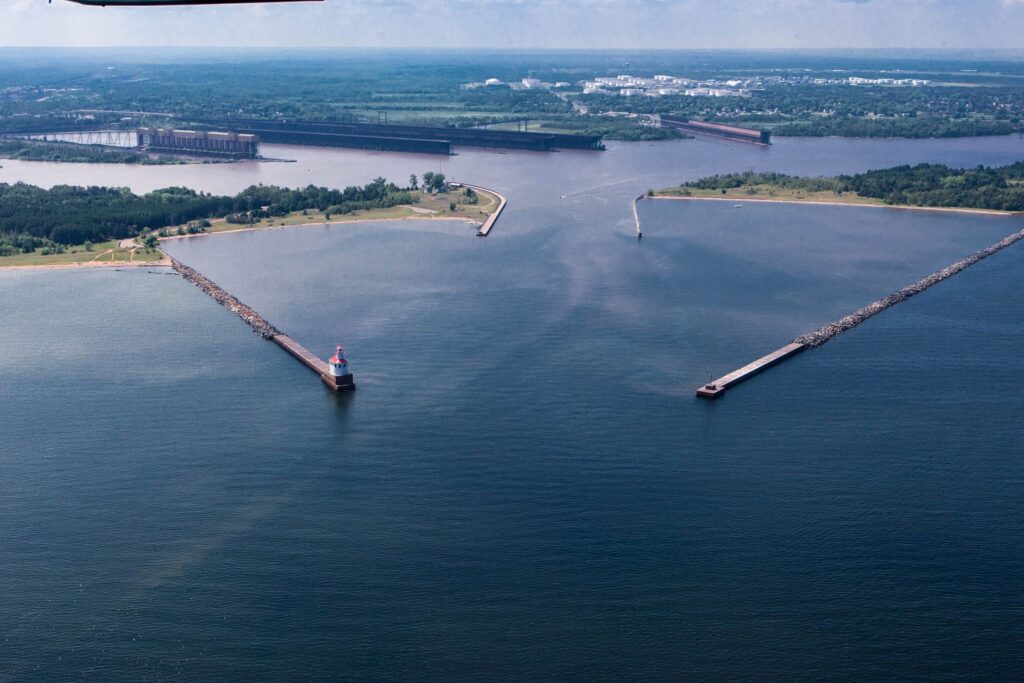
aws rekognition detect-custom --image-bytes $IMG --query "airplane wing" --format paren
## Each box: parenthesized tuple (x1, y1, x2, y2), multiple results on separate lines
(65, 0, 320, 5)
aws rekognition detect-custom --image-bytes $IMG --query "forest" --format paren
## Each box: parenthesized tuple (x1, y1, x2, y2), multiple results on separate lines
(0, 139, 180, 164)
(680, 163, 1024, 211)
(769, 116, 1019, 139)
(0, 178, 414, 253)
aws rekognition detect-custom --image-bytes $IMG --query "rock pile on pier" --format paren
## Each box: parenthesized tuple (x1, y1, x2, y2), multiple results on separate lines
(170, 258, 279, 339)
(796, 227, 1024, 348)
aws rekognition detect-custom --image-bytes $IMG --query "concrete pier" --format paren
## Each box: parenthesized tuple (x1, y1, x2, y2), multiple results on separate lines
(697, 225, 1024, 399)
(697, 342, 806, 398)
(272, 334, 329, 375)
(272, 334, 355, 391)
(455, 183, 506, 237)
(632, 194, 644, 238)
(169, 255, 352, 391)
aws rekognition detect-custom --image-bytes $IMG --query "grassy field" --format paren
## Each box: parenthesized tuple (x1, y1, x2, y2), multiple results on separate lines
(655, 185, 890, 207)
(653, 185, 1018, 215)
(0, 239, 165, 268)
(189, 187, 500, 235)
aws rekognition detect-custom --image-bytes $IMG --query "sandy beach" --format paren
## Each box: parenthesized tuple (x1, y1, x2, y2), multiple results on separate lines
(649, 193, 1019, 217)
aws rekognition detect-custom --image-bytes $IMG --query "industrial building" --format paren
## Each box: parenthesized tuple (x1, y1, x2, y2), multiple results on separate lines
(136, 128, 260, 159)
(185, 119, 605, 154)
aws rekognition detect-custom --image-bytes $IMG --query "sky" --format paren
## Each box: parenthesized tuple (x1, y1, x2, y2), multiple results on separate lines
(3, 0, 1024, 50)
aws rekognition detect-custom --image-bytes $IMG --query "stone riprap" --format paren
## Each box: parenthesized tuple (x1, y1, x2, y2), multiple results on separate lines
(169, 257, 279, 339)
(796, 227, 1024, 348)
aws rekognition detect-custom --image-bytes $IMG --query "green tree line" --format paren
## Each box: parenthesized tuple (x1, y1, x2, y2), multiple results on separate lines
(682, 163, 1024, 211)
(0, 140, 181, 165)
(0, 177, 414, 248)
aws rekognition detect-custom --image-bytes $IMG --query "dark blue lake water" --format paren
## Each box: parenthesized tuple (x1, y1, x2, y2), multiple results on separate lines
(2, 136, 1023, 680)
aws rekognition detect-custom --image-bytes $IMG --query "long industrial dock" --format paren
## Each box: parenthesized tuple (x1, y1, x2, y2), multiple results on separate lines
(661, 117, 771, 145)
(186, 118, 605, 155)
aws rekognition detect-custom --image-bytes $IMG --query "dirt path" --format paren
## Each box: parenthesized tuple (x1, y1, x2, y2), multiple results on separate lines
(1, 259, 171, 272)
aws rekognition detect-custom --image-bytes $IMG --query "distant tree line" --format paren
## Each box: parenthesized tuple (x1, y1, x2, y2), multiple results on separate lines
(771, 116, 1019, 139)
(682, 163, 1024, 211)
(0, 177, 416, 248)
(458, 85, 572, 115)
(537, 117, 689, 141)
(0, 140, 181, 165)
(4, 56, 1024, 143)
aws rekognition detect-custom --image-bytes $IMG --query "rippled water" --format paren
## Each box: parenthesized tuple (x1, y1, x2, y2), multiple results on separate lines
(2, 137, 1024, 680)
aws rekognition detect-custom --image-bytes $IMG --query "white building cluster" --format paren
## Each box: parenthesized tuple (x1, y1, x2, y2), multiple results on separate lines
(766, 75, 932, 87)
(463, 72, 931, 97)
(465, 77, 572, 90)
(581, 74, 754, 98)
(845, 77, 930, 86)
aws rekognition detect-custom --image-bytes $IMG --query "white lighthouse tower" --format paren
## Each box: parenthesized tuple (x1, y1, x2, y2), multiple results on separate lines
(325, 344, 355, 391)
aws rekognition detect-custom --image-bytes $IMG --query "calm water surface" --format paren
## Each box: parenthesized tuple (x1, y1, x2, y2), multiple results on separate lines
(2, 137, 1023, 681)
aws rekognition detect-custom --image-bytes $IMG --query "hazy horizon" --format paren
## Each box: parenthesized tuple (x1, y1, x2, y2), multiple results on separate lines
(5, 0, 1024, 51)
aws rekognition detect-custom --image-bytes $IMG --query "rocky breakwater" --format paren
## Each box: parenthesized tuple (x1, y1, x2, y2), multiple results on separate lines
(796, 226, 1024, 348)
(169, 257, 279, 339)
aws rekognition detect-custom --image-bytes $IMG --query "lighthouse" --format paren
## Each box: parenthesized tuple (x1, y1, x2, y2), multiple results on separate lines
(324, 344, 356, 391)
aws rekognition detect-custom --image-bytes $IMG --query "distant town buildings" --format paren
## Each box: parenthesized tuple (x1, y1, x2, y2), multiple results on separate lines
(579, 75, 754, 98)
(464, 72, 931, 97)
(845, 77, 930, 86)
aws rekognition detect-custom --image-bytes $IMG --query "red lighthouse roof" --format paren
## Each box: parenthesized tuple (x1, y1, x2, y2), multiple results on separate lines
(330, 344, 347, 364)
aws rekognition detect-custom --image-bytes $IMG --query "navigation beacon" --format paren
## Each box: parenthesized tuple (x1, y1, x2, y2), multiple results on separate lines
(325, 344, 356, 392)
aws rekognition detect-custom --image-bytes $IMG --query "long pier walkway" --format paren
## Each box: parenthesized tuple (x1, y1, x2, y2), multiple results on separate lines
(456, 183, 507, 237)
(272, 334, 351, 390)
(272, 334, 329, 376)
(169, 256, 350, 390)
(697, 343, 806, 398)
(632, 194, 644, 237)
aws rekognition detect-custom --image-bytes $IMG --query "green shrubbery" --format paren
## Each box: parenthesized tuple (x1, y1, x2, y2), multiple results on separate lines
(683, 163, 1024, 211)
(0, 178, 415, 246)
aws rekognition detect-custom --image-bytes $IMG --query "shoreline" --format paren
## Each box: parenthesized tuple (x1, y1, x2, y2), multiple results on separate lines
(156, 214, 482, 243)
(0, 259, 171, 272)
(1, 184, 505, 271)
(649, 194, 1019, 217)
(454, 182, 506, 236)
(0, 215, 476, 270)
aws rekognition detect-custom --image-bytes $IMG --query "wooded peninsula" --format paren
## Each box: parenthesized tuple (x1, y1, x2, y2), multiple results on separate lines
(0, 139, 183, 165)
(0, 173, 492, 265)
(657, 163, 1024, 212)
